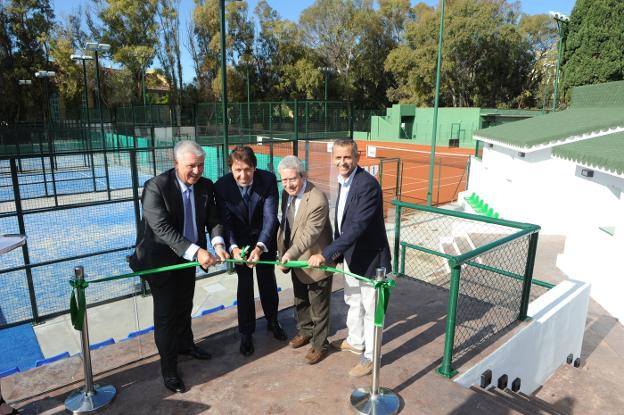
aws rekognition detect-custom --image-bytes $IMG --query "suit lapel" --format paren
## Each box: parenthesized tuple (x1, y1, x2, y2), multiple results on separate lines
(169, 170, 184, 228)
(291, 182, 311, 237)
(339, 167, 361, 228)
(228, 175, 248, 224)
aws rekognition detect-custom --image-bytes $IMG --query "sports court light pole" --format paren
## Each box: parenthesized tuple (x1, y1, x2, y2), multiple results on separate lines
(71, 54, 94, 133)
(550, 11, 569, 112)
(34, 71, 56, 151)
(426, 0, 445, 206)
(318, 66, 332, 134)
(219, 0, 229, 174)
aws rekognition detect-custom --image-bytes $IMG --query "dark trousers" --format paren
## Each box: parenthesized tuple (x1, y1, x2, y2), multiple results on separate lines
(145, 267, 196, 377)
(235, 263, 279, 335)
(292, 273, 333, 350)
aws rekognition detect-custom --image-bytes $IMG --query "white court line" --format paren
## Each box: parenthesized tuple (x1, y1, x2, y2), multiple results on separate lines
(373, 145, 471, 158)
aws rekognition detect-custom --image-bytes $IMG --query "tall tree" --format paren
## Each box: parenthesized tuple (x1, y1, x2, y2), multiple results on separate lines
(88, 0, 159, 105)
(385, 0, 535, 108)
(0, 0, 55, 123)
(156, 0, 183, 111)
(562, 0, 624, 90)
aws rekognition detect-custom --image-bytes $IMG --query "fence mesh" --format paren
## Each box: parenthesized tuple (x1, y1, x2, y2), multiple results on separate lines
(395, 204, 544, 366)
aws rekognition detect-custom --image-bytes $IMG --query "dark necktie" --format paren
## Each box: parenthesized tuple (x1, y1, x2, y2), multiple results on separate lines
(284, 198, 296, 249)
(242, 186, 251, 206)
(183, 188, 195, 242)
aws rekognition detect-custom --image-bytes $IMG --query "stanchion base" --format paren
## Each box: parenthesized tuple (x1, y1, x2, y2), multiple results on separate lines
(64, 384, 116, 414)
(350, 387, 401, 415)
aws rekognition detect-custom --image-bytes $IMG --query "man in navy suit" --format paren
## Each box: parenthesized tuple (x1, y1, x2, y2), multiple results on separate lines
(309, 139, 391, 377)
(215, 146, 287, 356)
(129, 140, 229, 393)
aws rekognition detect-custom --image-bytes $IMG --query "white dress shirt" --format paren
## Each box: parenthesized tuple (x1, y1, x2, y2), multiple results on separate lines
(337, 169, 357, 234)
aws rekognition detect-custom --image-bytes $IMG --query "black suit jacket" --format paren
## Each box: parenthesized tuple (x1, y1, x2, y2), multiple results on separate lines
(322, 166, 391, 277)
(214, 168, 279, 255)
(129, 168, 223, 272)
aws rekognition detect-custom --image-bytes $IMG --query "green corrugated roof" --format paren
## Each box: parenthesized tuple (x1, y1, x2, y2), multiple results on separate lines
(552, 132, 624, 176)
(474, 80, 624, 149)
(480, 109, 540, 117)
(474, 108, 624, 148)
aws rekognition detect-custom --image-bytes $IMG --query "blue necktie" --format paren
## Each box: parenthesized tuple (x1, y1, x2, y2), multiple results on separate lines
(242, 186, 251, 206)
(183, 188, 195, 242)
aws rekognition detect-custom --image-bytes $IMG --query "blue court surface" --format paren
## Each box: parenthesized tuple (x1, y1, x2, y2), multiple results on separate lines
(0, 323, 43, 373)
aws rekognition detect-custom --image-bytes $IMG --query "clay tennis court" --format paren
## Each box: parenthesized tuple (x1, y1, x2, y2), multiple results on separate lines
(242, 139, 474, 211)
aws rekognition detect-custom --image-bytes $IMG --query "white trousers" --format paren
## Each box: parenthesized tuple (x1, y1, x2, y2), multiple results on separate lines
(343, 261, 376, 360)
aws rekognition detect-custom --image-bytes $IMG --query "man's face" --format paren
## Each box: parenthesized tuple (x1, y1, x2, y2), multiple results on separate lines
(333, 144, 358, 179)
(280, 168, 304, 197)
(231, 159, 255, 186)
(175, 151, 204, 186)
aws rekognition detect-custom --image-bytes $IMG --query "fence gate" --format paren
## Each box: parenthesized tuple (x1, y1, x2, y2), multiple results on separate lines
(379, 157, 401, 217)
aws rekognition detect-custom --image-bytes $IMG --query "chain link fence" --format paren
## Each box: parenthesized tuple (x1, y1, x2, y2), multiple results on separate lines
(392, 200, 549, 377)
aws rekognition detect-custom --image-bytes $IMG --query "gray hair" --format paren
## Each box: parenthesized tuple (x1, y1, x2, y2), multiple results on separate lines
(277, 155, 306, 177)
(174, 140, 205, 161)
(333, 139, 358, 158)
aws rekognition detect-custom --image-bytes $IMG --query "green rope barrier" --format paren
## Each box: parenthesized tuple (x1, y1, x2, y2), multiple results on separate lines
(68, 245, 395, 330)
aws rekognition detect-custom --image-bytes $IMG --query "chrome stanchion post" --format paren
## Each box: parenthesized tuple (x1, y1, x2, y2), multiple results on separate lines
(65, 266, 117, 414)
(350, 267, 401, 415)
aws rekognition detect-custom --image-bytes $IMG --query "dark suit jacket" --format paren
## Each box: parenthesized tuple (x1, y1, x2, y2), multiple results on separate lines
(321, 166, 391, 277)
(129, 168, 223, 272)
(214, 168, 279, 255)
(277, 181, 333, 284)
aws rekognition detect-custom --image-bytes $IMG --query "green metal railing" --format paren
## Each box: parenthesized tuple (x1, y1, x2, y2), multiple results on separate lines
(391, 199, 549, 378)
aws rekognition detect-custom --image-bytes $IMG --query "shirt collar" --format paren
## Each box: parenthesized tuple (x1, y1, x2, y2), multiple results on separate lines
(337, 167, 357, 186)
(290, 180, 307, 202)
(175, 173, 193, 193)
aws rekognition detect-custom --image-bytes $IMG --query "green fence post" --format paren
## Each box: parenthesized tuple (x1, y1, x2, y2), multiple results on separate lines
(349, 101, 354, 140)
(293, 99, 299, 157)
(269, 102, 273, 140)
(437, 263, 461, 378)
(392, 202, 402, 274)
(400, 243, 406, 275)
(518, 232, 539, 321)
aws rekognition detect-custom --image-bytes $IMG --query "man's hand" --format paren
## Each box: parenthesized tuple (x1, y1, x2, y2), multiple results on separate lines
(246, 246, 263, 268)
(214, 244, 230, 262)
(197, 248, 218, 270)
(307, 253, 325, 268)
(232, 247, 243, 261)
(278, 254, 290, 273)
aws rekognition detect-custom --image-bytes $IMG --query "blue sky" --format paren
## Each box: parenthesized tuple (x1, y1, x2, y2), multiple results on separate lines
(53, 0, 577, 83)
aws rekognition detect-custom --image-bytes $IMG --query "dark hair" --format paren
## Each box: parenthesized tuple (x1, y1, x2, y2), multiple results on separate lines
(228, 146, 257, 168)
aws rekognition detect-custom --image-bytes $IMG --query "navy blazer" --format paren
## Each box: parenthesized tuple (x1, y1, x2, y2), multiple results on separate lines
(129, 168, 222, 272)
(322, 166, 391, 277)
(214, 168, 279, 255)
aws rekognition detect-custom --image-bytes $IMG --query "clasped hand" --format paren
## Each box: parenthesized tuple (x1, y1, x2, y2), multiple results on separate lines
(196, 245, 229, 270)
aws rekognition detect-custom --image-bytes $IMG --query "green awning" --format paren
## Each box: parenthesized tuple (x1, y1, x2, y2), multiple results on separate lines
(552, 132, 624, 176)
(474, 108, 624, 149)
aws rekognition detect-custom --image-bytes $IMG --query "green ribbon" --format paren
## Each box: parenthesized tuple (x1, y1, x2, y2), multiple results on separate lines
(68, 247, 396, 330)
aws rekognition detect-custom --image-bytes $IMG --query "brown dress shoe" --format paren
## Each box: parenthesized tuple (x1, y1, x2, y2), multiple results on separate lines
(304, 347, 328, 365)
(289, 334, 311, 349)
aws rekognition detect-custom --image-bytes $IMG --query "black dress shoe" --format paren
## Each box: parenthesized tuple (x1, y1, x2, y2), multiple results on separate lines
(267, 320, 287, 341)
(240, 334, 254, 356)
(163, 376, 186, 393)
(179, 346, 212, 360)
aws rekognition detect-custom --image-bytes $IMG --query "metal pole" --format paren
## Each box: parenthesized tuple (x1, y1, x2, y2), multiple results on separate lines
(350, 268, 400, 415)
(64, 266, 116, 414)
(426, 0, 445, 206)
(142, 65, 147, 106)
(94, 50, 112, 199)
(324, 71, 328, 135)
(518, 232, 539, 320)
(219, 0, 229, 173)
(246, 64, 251, 136)
(81, 60, 97, 192)
(552, 22, 565, 112)
(293, 99, 299, 157)
(437, 263, 460, 378)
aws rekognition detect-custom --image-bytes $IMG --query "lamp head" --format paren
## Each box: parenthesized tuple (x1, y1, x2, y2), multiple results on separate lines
(549, 11, 570, 22)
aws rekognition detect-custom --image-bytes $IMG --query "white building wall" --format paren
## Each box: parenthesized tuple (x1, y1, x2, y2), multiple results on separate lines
(466, 145, 624, 322)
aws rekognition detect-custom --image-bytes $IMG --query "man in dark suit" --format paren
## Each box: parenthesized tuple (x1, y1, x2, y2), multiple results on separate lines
(215, 146, 287, 357)
(129, 140, 229, 394)
(276, 156, 333, 365)
(308, 139, 391, 377)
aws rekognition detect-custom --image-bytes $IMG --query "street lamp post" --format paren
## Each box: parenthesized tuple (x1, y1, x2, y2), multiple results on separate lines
(550, 11, 569, 112)
(246, 64, 250, 136)
(426, 0, 445, 207)
(541, 63, 554, 114)
(85, 41, 112, 199)
(318, 67, 332, 135)
(219, 0, 229, 174)
(35, 70, 58, 200)
(72, 53, 97, 189)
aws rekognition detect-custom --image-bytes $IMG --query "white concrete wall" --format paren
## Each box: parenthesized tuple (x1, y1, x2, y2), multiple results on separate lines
(468, 146, 624, 234)
(454, 279, 590, 394)
(466, 146, 624, 323)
